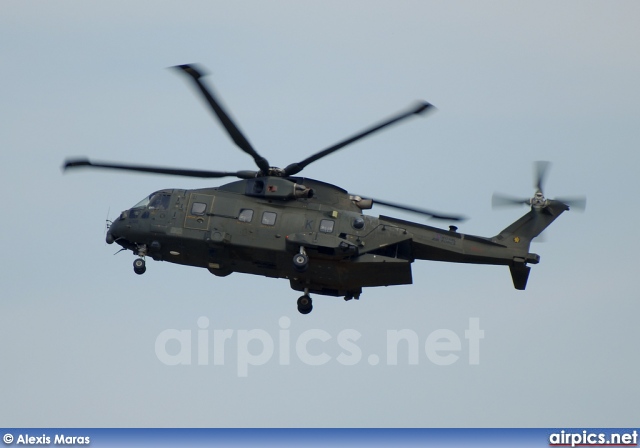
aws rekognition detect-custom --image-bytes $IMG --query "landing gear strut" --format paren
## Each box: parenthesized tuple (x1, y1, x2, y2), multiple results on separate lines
(297, 289, 313, 314)
(133, 244, 147, 275)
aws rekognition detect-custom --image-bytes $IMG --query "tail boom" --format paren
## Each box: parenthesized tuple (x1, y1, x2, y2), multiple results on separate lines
(377, 201, 569, 290)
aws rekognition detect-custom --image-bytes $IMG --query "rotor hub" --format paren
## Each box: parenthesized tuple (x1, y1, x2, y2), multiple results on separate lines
(264, 167, 286, 177)
(531, 191, 547, 208)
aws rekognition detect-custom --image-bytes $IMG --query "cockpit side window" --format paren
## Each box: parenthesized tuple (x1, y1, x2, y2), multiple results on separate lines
(132, 196, 151, 209)
(149, 193, 170, 210)
(132, 192, 170, 210)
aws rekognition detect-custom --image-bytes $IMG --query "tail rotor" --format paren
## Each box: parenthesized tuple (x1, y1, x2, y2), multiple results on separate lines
(492, 161, 586, 212)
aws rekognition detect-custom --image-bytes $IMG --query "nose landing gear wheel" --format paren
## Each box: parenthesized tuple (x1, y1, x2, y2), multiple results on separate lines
(297, 295, 313, 314)
(133, 258, 146, 275)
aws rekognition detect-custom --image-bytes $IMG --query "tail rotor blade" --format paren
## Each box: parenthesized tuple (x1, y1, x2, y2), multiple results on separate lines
(492, 193, 530, 208)
(553, 196, 587, 211)
(532, 231, 547, 243)
(531, 210, 548, 242)
(534, 161, 551, 194)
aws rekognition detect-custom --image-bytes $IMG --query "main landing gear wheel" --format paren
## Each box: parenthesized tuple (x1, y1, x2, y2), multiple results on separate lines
(297, 295, 313, 314)
(133, 258, 146, 275)
(293, 253, 309, 272)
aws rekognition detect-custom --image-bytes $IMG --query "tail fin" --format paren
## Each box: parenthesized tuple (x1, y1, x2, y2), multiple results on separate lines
(494, 200, 569, 251)
(509, 263, 531, 290)
(494, 201, 569, 290)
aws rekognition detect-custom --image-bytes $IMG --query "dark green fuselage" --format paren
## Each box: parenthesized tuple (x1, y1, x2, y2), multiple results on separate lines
(109, 176, 563, 297)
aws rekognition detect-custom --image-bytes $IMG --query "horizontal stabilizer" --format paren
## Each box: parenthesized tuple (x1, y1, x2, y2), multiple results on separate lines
(509, 263, 531, 290)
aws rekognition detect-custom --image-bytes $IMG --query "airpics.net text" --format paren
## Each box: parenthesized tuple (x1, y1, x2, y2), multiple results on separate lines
(155, 317, 484, 377)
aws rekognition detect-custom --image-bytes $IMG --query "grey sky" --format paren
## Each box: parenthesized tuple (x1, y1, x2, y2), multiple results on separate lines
(1, 1, 639, 427)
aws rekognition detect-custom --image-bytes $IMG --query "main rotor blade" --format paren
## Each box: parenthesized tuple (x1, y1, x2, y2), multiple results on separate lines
(63, 158, 257, 179)
(534, 161, 551, 194)
(283, 102, 435, 176)
(369, 197, 467, 221)
(174, 64, 271, 174)
(492, 193, 530, 208)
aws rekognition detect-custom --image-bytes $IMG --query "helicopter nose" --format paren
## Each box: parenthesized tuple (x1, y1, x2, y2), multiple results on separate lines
(106, 212, 126, 244)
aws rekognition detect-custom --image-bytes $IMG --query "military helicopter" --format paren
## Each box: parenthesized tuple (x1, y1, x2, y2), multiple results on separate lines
(64, 64, 585, 314)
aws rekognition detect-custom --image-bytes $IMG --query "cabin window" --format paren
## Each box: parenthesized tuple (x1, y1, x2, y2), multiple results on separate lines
(262, 211, 277, 226)
(238, 209, 254, 223)
(319, 219, 335, 233)
(191, 202, 207, 216)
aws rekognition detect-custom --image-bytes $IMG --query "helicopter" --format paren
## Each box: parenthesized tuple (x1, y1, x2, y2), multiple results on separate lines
(63, 64, 585, 314)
